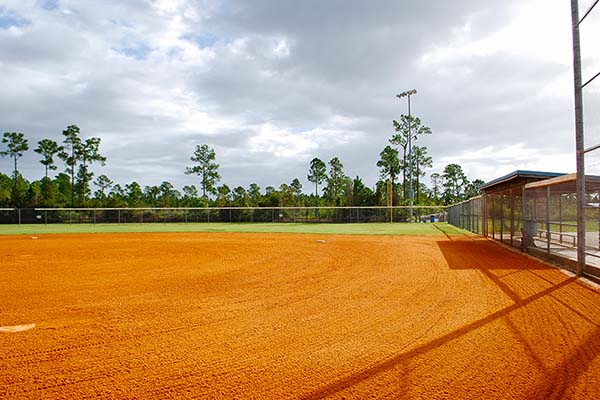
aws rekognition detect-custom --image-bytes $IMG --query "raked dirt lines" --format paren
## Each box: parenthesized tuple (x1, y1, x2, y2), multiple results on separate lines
(1, 232, 599, 399)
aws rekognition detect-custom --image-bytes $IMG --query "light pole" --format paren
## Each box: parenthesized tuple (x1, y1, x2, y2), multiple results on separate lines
(571, 0, 600, 276)
(396, 89, 417, 222)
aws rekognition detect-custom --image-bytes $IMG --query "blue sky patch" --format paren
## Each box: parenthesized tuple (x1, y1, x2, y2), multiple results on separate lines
(0, 7, 31, 29)
(115, 44, 152, 60)
(38, 0, 59, 11)
(182, 32, 220, 49)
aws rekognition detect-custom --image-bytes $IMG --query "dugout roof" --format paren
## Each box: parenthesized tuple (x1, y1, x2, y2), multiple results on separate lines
(481, 170, 566, 194)
(524, 173, 600, 193)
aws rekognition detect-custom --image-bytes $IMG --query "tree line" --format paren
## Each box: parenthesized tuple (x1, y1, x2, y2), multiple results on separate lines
(1, 116, 483, 209)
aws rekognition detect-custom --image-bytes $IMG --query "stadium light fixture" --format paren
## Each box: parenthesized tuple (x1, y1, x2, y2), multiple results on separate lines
(396, 89, 417, 98)
(396, 89, 417, 223)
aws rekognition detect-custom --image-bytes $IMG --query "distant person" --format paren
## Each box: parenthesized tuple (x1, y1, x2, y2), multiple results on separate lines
(520, 227, 536, 252)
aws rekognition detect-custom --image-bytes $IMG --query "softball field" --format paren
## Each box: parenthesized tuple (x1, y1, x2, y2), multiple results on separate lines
(1, 231, 599, 399)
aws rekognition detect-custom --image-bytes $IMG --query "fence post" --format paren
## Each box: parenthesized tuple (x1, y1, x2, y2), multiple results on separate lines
(559, 194, 563, 243)
(93, 210, 96, 225)
(546, 186, 551, 255)
(500, 193, 504, 242)
(44, 210, 47, 225)
(271, 209, 274, 222)
(466, 201, 471, 231)
(118, 210, 121, 224)
(597, 192, 600, 250)
(482, 196, 486, 236)
(522, 187, 526, 242)
(468, 201, 471, 231)
(476, 199, 480, 233)
(491, 196, 495, 240)
(531, 195, 537, 228)
(471, 199, 479, 233)
(17, 208, 21, 225)
(510, 189, 514, 247)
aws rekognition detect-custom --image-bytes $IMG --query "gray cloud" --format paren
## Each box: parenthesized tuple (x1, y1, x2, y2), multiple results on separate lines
(0, 0, 596, 194)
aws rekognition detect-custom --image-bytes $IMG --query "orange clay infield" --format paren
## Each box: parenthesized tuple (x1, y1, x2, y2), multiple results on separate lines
(1, 232, 600, 399)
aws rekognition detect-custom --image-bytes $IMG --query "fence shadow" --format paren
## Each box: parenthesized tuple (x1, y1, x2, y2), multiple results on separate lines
(299, 277, 578, 399)
(437, 238, 551, 270)
(300, 238, 599, 399)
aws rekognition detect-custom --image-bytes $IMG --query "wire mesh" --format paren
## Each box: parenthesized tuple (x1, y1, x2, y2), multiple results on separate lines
(446, 175, 600, 282)
(446, 196, 484, 235)
(0, 206, 448, 225)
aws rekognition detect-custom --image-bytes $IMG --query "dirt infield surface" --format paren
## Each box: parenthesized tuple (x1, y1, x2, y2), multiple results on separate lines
(1, 232, 600, 399)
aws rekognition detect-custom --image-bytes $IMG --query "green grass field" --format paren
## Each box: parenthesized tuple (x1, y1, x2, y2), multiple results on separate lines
(0, 222, 470, 236)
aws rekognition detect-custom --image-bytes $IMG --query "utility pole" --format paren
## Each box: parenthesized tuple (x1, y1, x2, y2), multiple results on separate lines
(571, 0, 585, 276)
(572, 0, 600, 276)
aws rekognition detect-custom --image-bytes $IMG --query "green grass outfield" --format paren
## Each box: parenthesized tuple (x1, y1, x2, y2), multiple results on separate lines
(0, 222, 471, 236)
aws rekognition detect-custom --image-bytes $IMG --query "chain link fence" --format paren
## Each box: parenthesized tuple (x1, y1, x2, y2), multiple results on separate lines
(0, 206, 447, 225)
(447, 175, 600, 283)
(446, 196, 484, 234)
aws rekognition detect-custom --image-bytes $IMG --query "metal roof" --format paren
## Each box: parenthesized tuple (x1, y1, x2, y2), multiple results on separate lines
(524, 172, 600, 192)
(480, 170, 566, 191)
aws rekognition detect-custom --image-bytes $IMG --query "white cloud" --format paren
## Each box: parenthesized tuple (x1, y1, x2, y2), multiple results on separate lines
(0, 0, 598, 192)
(273, 38, 290, 58)
(247, 120, 360, 160)
(248, 123, 319, 158)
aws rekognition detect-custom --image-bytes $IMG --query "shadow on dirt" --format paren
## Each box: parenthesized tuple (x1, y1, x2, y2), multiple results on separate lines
(437, 238, 551, 270)
(300, 237, 600, 399)
(300, 276, 582, 400)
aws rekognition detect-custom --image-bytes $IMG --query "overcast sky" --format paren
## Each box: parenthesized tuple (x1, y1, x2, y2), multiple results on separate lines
(1, 0, 599, 193)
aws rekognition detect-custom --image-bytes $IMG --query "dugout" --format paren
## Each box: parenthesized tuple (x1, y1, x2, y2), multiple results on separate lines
(447, 170, 600, 283)
(447, 170, 565, 246)
(479, 170, 565, 247)
(523, 173, 600, 281)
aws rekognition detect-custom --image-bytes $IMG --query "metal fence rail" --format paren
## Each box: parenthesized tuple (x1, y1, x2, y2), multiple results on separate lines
(0, 206, 448, 225)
